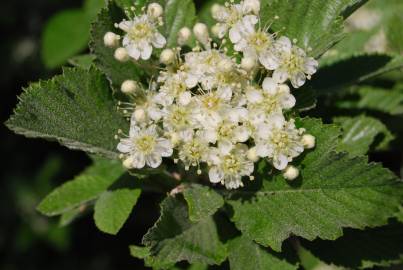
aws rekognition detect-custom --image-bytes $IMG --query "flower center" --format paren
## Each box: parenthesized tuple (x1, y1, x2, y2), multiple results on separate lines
(168, 106, 190, 128)
(283, 50, 304, 73)
(217, 122, 234, 139)
(180, 139, 206, 163)
(222, 154, 241, 175)
(202, 94, 221, 110)
(129, 22, 153, 40)
(135, 135, 156, 154)
(248, 31, 271, 52)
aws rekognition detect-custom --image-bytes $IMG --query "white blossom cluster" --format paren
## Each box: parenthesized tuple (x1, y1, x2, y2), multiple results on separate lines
(104, 0, 318, 189)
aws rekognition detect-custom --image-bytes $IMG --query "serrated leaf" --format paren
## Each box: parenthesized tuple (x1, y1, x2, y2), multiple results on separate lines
(37, 158, 124, 216)
(90, 4, 144, 91)
(334, 115, 394, 156)
(142, 196, 227, 266)
(162, 0, 196, 47)
(228, 118, 403, 251)
(183, 184, 224, 222)
(42, 9, 90, 68)
(6, 67, 127, 158)
(312, 54, 403, 94)
(302, 224, 403, 269)
(337, 86, 403, 115)
(260, 0, 367, 57)
(68, 54, 96, 69)
(94, 188, 141, 234)
(228, 236, 298, 270)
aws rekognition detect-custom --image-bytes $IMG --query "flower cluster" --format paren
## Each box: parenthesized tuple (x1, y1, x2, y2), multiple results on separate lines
(105, 0, 318, 189)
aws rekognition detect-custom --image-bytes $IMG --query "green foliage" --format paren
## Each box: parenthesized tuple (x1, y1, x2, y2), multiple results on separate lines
(260, 0, 367, 57)
(68, 54, 96, 70)
(142, 196, 227, 266)
(37, 158, 124, 216)
(228, 236, 298, 270)
(335, 115, 394, 156)
(94, 188, 141, 234)
(302, 224, 403, 269)
(183, 184, 224, 222)
(296, 244, 344, 270)
(228, 118, 403, 251)
(42, 0, 105, 68)
(6, 67, 127, 159)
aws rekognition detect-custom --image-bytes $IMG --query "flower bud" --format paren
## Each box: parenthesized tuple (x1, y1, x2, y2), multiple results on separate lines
(177, 27, 192, 45)
(134, 108, 146, 123)
(147, 3, 163, 18)
(243, 0, 260, 15)
(247, 147, 259, 162)
(302, 134, 316, 149)
(283, 165, 299, 181)
(114, 47, 129, 62)
(193, 23, 210, 45)
(160, 48, 175, 65)
(211, 4, 224, 20)
(241, 57, 256, 71)
(103, 32, 120, 48)
(211, 24, 221, 37)
(121, 80, 138, 94)
(123, 157, 134, 169)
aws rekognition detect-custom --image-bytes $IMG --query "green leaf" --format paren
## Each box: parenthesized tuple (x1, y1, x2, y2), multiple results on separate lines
(228, 236, 298, 270)
(6, 67, 127, 159)
(183, 184, 224, 222)
(68, 54, 96, 70)
(59, 207, 84, 227)
(37, 158, 125, 216)
(334, 115, 394, 156)
(162, 0, 197, 47)
(228, 118, 403, 251)
(296, 244, 345, 270)
(260, 0, 368, 57)
(142, 196, 227, 266)
(90, 4, 144, 92)
(312, 54, 403, 94)
(84, 0, 106, 18)
(94, 188, 141, 234)
(337, 86, 403, 115)
(42, 9, 90, 68)
(129, 245, 151, 259)
(302, 224, 403, 269)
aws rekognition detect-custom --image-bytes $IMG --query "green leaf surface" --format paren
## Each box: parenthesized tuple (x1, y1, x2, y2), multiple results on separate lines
(42, 9, 90, 68)
(90, 4, 144, 92)
(68, 54, 96, 69)
(260, 0, 367, 57)
(6, 67, 127, 158)
(37, 158, 125, 216)
(84, 0, 105, 18)
(142, 196, 227, 266)
(183, 184, 224, 222)
(59, 207, 84, 227)
(228, 118, 403, 251)
(302, 224, 403, 269)
(228, 236, 298, 270)
(297, 244, 345, 270)
(162, 0, 197, 47)
(94, 188, 141, 235)
(335, 115, 394, 156)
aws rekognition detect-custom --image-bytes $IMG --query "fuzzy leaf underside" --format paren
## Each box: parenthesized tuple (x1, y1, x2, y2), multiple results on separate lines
(37, 158, 125, 216)
(228, 118, 403, 251)
(183, 184, 225, 222)
(142, 197, 227, 266)
(335, 115, 394, 156)
(94, 188, 141, 235)
(6, 67, 127, 159)
(260, 0, 368, 57)
(228, 236, 298, 270)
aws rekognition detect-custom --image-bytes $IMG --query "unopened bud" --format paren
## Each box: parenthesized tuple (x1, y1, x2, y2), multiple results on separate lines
(177, 27, 192, 45)
(103, 32, 120, 48)
(123, 157, 134, 169)
(302, 134, 316, 149)
(160, 48, 175, 65)
(134, 108, 146, 123)
(193, 23, 209, 45)
(147, 3, 163, 18)
(114, 47, 129, 62)
(247, 147, 259, 162)
(121, 80, 138, 94)
(241, 57, 256, 71)
(243, 0, 260, 15)
(283, 165, 299, 181)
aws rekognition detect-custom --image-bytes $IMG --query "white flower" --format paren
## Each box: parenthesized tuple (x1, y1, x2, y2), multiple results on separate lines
(119, 14, 166, 60)
(208, 144, 254, 189)
(246, 77, 296, 119)
(154, 72, 189, 106)
(273, 36, 318, 88)
(162, 104, 196, 134)
(118, 125, 173, 169)
(255, 114, 304, 170)
(178, 132, 210, 169)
